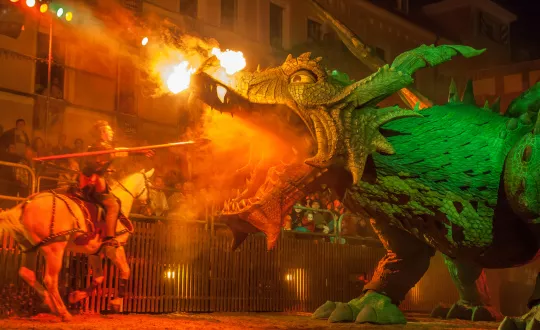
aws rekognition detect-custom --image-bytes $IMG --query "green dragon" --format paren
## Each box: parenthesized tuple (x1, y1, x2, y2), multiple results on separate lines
(188, 2, 540, 329)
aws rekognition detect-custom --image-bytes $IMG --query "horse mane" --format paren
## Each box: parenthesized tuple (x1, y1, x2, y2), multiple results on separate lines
(111, 171, 145, 191)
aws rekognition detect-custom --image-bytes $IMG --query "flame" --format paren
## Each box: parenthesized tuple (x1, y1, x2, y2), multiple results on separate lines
(147, 41, 246, 94)
(211, 48, 246, 75)
(166, 61, 196, 94)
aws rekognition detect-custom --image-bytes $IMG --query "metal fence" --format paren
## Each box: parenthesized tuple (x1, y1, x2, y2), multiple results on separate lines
(1, 221, 463, 315)
(0, 161, 536, 316)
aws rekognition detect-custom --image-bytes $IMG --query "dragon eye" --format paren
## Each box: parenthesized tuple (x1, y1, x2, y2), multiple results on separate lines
(290, 70, 317, 84)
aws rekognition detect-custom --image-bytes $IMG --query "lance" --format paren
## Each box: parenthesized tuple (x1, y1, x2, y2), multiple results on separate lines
(33, 139, 209, 162)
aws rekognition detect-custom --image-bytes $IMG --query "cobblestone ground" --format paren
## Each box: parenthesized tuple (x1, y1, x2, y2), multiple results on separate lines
(0, 312, 500, 329)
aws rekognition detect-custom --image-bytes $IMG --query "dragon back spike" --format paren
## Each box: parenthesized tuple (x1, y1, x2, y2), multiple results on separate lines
(448, 78, 459, 103)
(491, 96, 501, 114)
(462, 79, 476, 105)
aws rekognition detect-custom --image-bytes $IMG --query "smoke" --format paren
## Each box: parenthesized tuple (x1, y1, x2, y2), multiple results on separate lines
(59, 0, 218, 96)
(54, 1, 313, 222)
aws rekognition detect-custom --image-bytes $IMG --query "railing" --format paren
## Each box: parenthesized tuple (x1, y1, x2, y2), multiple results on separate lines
(1, 164, 537, 316)
(0, 160, 35, 203)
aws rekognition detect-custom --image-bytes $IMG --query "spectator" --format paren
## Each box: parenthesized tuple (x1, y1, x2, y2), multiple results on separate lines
(32, 137, 49, 157)
(52, 134, 72, 155)
(73, 138, 85, 153)
(301, 211, 315, 232)
(167, 181, 185, 211)
(0, 119, 30, 157)
(310, 200, 330, 233)
(285, 202, 304, 230)
(148, 176, 169, 217)
(41, 77, 63, 99)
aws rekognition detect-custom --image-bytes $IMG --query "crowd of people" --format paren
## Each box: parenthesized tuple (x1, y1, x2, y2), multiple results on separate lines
(0, 118, 377, 239)
(282, 185, 377, 240)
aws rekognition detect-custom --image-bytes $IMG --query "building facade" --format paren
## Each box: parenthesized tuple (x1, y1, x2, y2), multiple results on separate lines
(0, 0, 522, 149)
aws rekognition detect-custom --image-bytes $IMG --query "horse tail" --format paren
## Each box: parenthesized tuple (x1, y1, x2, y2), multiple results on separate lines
(0, 205, 25, 241)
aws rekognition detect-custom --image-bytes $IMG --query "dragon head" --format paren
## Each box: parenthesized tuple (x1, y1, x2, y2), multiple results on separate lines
(189, 43, 484, 249)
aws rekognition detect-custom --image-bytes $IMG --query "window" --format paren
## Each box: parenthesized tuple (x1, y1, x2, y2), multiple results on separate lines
(35, 32, 65, 99)
(269, 2, 283, 49)
(307, 19, 322, 42)
(221, 0, 236, 29)
(479, 12, 500, 43)
(375, 47, 385, 61)
(180, 0, 198, 18)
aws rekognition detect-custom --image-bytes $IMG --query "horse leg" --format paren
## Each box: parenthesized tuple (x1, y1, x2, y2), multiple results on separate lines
(68, 255, 105, 304)
(41, 242, 72, 321)
(105, 245, 130, 313)
(18, 251, 57, 314)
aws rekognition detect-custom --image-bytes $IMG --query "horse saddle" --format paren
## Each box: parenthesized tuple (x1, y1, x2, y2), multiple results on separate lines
(60, 188, 133, 246)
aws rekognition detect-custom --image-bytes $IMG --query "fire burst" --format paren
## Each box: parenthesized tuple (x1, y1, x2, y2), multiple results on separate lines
(211, 48, 246, 75)
(157, 46, 246, 95)
(167, 61, 196, 94)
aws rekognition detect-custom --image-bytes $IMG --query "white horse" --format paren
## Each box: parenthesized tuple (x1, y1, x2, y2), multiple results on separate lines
(0, 169, 154, 321)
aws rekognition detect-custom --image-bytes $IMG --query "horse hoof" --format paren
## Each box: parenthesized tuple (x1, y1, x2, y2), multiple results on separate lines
(68, 291, 88, 304)
(61, 313, 73, 322)
(110, 298, 124, 313)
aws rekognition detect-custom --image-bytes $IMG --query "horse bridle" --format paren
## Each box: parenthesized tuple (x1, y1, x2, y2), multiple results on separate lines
(115, 172, 152, 203)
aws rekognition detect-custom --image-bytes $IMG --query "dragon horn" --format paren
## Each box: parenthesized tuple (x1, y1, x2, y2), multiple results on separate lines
(307, 0, 433, 109)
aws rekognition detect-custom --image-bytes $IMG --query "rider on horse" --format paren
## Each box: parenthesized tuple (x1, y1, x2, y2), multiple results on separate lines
(80, 120, 122, 248)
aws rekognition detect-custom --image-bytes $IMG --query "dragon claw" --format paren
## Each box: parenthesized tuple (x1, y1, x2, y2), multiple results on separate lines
(498, 305, 540, 330)
(328, 302, 354, 323)
(312, 300, 336, 319)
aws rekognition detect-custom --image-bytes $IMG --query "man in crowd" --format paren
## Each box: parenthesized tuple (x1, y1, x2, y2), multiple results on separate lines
(0, 119, 30, 157)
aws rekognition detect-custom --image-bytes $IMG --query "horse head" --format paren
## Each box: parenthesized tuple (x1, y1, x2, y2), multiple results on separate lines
(113, 169, 155, 211)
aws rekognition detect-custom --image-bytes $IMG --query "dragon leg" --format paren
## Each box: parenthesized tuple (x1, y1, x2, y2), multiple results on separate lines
(432, 256, 501, 321)
(313, 220, 434, 324)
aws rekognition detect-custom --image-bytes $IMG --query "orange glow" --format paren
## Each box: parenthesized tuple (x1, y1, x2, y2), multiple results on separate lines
(10, 0, 19, 3)
(25, 0, 35, 7)
(39, 3, 48, 13)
